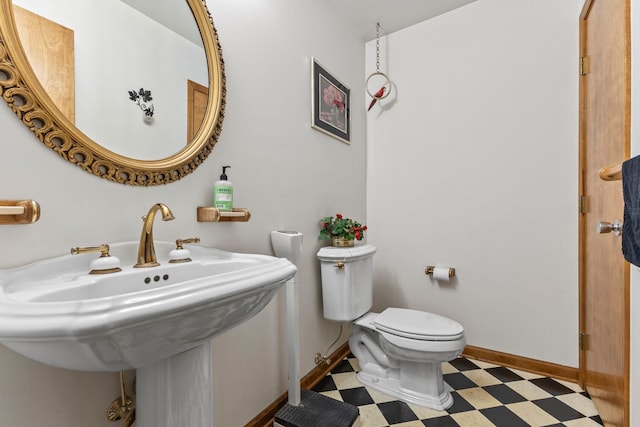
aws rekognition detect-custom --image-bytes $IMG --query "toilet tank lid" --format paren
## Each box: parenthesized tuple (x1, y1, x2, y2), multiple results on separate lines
(375, 308, 464, 341)
(317, 244, 376, 261)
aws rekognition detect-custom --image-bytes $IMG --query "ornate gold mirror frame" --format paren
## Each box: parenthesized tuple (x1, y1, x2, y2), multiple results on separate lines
(0, 0, 225, 186)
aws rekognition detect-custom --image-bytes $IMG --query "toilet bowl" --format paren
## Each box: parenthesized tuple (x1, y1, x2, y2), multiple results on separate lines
(350, 309, 465, 410)
(317, 245, 465, 410)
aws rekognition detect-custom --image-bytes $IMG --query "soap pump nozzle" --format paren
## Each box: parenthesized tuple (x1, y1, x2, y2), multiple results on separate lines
(220, 165, 230, 180)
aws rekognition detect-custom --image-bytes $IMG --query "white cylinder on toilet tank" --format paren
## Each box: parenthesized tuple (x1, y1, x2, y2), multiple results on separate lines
(317, 244, 377, 321)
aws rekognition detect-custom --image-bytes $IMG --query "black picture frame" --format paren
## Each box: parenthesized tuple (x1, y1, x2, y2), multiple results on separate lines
(311, 58, 351, 144)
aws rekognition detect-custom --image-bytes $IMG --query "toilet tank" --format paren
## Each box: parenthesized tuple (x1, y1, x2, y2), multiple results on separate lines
(316, 244, 376, 321)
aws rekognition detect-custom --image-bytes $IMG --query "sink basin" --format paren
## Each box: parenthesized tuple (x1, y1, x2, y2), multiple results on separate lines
(0, 241, 296, 371)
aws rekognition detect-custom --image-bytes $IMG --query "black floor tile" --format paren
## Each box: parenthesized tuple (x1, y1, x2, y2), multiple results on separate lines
(448, 357, 480, 371)
(338, 386, 374, 406)
(480, 406, 530, 427)
(483, 384, 527, 404)
(530, 377, 575, 396)
(533, 397, 585, 421)
(485, 366, 525, 383)
(377, 400, 419, 424)
(443, 372, 477, 390)
(422, 415, 461, 426)
(330, 358, 356, 374)
(312, 375, 337, 392)
(445, 392, 475, 414)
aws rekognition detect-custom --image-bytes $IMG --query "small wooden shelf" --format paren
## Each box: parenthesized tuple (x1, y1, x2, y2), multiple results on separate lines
(197, 207, 251, 222)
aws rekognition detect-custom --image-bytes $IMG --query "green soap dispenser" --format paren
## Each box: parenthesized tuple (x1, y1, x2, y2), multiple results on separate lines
(214, 165, 233, 212)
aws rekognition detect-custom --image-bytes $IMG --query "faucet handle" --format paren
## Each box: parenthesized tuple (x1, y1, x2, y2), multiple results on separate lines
(175, 237, 200, 250)
(71, 244, 112, 257)
(71, 244, 122, 274)
(169, 237, 200, 264)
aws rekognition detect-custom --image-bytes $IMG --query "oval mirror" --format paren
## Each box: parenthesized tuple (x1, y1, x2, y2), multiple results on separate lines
(0, 0, 225, 185)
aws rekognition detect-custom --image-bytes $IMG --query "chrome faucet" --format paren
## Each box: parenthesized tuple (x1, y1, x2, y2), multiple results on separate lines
(134, 203, 175, 268)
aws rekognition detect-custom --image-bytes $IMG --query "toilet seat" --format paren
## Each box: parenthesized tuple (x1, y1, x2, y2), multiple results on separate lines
(375, 308, 464, 341)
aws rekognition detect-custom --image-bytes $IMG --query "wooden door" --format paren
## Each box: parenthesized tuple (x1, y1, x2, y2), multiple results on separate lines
(12, 5, 75, 123)
(187, 79, 208, 142)
(578, 0, 630, 425)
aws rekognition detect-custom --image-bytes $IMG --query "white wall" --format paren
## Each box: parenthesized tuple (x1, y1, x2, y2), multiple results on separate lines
(366, 0, 582, 367)
(0, 0, 365, 425)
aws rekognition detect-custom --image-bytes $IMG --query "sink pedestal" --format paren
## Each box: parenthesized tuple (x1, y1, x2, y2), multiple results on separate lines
(137, 344, 213, 427)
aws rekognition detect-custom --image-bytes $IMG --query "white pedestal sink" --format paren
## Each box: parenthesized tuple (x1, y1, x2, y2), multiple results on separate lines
(0, 241, 296, 426)
(137, 344, 213, 427)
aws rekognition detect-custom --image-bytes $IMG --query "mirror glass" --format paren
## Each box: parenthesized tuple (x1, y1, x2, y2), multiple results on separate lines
(0, 0, 225, 185)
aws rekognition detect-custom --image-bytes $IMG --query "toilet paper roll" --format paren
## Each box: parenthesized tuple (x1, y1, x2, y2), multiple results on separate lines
(432, 267, 452, 282)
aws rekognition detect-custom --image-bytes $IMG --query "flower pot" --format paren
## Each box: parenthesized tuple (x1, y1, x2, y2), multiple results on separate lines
(331, 237, 354, 247)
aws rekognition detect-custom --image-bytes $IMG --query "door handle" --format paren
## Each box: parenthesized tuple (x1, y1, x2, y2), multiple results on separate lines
(597, 219, 622, 236)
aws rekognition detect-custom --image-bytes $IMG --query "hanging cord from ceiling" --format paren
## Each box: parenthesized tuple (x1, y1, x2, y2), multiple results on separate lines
(366, 22, 391, 111)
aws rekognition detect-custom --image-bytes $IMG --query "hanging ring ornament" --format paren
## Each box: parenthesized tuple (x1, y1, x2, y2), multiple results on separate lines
(367, 22, 391, 102)
(366, 72, 391, 100)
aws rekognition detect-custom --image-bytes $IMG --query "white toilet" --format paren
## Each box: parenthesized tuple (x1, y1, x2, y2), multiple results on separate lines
(317, 244, 465, 410)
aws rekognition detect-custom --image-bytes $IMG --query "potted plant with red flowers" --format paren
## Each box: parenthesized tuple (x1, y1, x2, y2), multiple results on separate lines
(318, 214, 367, 247)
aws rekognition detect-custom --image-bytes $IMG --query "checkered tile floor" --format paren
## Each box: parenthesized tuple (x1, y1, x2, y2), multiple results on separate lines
(312, 354, 603, 427)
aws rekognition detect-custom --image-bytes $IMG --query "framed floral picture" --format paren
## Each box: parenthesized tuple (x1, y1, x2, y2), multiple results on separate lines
(311, 58, 350, 144)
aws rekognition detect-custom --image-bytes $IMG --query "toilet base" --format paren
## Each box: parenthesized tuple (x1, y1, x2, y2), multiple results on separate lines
(356, 370, 454, 411)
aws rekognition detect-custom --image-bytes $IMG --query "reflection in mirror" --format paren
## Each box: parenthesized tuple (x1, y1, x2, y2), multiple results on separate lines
(12, 5, 75, 122)
(0, 0, 225, 185)
(12, 0, 208, 160)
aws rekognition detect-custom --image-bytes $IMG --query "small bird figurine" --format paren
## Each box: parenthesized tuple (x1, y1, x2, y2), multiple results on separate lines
(367, 86, 386, 111)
